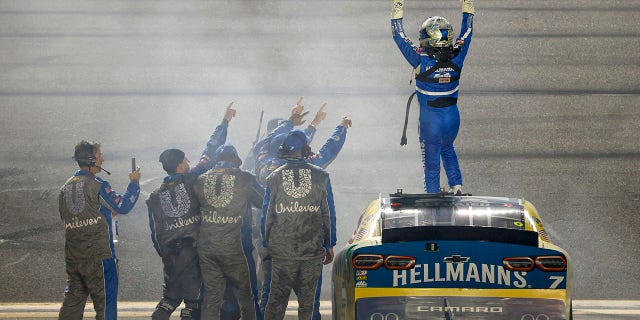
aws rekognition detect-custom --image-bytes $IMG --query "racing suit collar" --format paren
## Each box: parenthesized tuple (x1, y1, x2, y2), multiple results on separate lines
(285, 158, 307, 164)
(214, 161, 237, 169)
(75, 169, 93, 176)
(163, 173, 184, 183)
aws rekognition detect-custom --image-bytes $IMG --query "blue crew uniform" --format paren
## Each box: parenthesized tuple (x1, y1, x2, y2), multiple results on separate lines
(392, 11, 473, 193)
(250, 119, 316, 175)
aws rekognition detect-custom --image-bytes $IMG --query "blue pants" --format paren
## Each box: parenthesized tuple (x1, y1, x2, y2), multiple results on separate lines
(419, 105, 462, 193)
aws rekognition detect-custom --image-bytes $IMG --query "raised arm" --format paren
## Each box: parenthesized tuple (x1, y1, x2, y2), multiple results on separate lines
(251, 98, 308, 163)
(99, 174, 140, 215)
(191, 102, 235, 175)
(311, 117, 351, 169)
(304, 102, 327, 143)
(454, 0, 475, 62)
(391, 0, 421, 68)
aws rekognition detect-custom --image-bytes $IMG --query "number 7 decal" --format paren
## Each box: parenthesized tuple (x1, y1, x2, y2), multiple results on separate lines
(549, 276, 565, 289)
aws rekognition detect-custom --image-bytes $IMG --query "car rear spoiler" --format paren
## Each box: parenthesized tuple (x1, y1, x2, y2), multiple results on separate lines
(382, 225, 539, 247)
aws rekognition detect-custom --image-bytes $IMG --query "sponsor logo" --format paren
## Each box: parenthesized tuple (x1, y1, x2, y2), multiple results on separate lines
(65, 216, 102, 230)
(274, 201, 320, 214)
(392, 262, 528, 288)
(203, 174, 235, 207)
(423, 65, 455, 73)
(63, 181, 86, 215)
(282, 169, 312, 198)
(159, 183, 191, 218)
(417, 306, 503, 313)
(202, 210, 241, 224)
(166, 215, 201, 231)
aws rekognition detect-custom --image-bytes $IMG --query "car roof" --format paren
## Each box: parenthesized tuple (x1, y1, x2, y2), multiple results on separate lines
(348, 191, 552, 245)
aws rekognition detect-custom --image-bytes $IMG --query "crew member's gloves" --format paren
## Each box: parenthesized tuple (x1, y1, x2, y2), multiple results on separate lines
(391, 0, 404, 20)
(462, 0, 475, 15)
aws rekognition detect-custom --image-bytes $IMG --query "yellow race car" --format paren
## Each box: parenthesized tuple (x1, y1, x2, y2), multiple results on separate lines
(332, 190, 573, 320)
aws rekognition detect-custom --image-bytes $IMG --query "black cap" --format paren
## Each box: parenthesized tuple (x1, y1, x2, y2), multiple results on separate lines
(215, 144, 242, 168)
(159, 149, 185, 174)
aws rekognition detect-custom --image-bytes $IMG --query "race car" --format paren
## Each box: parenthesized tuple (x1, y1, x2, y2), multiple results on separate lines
(332, 190, 573, 320)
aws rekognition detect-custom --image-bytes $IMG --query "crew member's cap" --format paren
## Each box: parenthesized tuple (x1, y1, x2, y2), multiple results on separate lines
(159, 148, 185, 174)
(268, 133, 288, 156)
(280, 130, 309, 153)
(215, 144, 242, 168)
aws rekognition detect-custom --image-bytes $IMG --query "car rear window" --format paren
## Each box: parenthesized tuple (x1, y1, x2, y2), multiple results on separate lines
(383, 197, 525, 230)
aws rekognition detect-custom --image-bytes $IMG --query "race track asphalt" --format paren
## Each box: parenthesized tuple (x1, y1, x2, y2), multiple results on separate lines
(0, 0, 639, 309)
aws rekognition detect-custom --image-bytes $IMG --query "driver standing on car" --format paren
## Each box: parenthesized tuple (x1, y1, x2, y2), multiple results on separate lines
(391, 0, 475, 194)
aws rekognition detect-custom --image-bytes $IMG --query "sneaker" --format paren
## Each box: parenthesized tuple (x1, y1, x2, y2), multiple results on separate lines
(450, 185, 463, 195)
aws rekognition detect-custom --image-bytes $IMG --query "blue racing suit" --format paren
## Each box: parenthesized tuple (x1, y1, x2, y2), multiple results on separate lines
(256, 123, 347, 187)
(392, 12, 473, 193)
(250, 119, 316, 175)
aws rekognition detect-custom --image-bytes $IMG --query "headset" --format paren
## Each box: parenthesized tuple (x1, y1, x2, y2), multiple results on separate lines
(73, 141, 111, 175)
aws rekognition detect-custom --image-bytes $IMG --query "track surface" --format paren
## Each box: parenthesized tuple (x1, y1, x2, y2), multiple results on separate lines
(0, 0, 639, 312)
